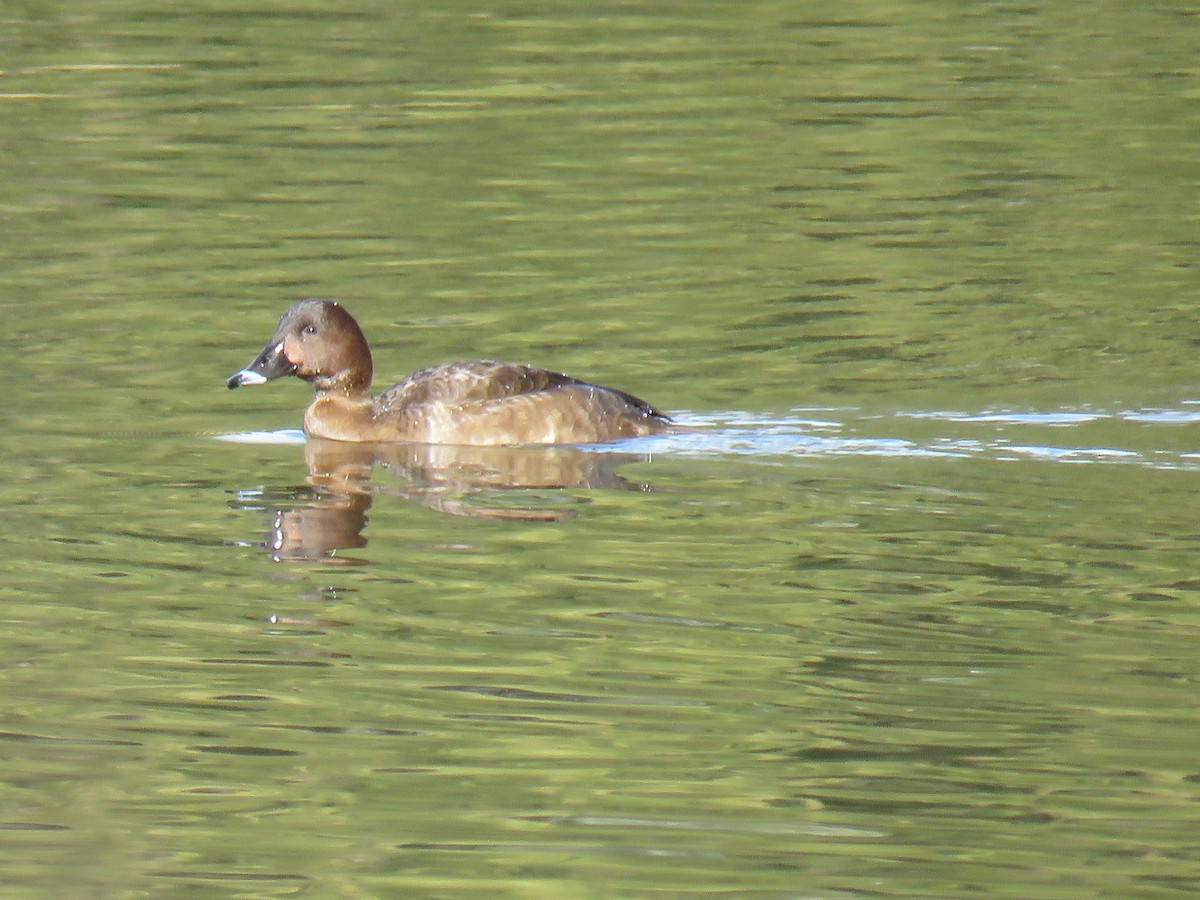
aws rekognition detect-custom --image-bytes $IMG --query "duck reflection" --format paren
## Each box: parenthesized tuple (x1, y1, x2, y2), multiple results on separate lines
(234, 439, 654, 562)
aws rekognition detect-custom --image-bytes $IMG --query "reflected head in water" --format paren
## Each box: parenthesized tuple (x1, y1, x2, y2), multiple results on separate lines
(227, 299, 676, 445)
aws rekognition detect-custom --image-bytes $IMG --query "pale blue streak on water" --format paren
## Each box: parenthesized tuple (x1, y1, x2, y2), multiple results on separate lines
(219, 405, 1200, 470)
(636, 407, 1200, 470)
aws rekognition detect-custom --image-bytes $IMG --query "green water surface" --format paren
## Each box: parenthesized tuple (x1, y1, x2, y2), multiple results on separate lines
(2, 3, 1200, 897)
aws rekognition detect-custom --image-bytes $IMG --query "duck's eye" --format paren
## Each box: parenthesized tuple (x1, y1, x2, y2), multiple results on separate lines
(303, 324, 317, 336)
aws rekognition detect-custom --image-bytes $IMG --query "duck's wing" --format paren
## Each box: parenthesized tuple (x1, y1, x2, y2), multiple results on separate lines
(375, 360, 672, 444)
(375, 361, 584, 410)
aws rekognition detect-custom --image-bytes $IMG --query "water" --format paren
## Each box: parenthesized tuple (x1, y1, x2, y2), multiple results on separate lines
(3, 2, 1200, 897)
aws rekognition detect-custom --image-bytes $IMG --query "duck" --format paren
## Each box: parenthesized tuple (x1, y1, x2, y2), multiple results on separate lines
(227, 299, 675, 445)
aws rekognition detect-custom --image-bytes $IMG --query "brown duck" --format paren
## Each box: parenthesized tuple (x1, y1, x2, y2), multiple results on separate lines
(227, 299, 674, 445)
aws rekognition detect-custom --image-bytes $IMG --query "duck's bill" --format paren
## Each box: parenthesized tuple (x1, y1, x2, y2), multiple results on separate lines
(226, 369, 269, 388)
(226, 341, 297, 389)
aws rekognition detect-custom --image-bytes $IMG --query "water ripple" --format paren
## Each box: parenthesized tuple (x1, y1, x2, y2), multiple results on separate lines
(626, 405, 1200, 470)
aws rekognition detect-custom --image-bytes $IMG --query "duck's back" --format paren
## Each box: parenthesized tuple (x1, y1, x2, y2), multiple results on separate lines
(375, 360, 672, 445)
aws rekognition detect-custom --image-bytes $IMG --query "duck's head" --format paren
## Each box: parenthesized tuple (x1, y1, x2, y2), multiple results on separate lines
(227, 299, 373, 394)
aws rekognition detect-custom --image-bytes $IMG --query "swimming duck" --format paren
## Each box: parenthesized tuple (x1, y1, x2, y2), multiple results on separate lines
(227, 299, 674, 445)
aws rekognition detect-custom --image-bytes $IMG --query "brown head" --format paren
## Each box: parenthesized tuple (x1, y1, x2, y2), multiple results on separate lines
(227, 299, 373, 395)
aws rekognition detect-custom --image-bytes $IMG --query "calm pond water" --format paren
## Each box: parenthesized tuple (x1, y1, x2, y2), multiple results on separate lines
(3, 3, 1200, 897)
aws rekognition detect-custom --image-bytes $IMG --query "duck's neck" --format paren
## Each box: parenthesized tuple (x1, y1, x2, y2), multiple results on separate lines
(313, 371, 371, 398)
(311, 330, 373, 397)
